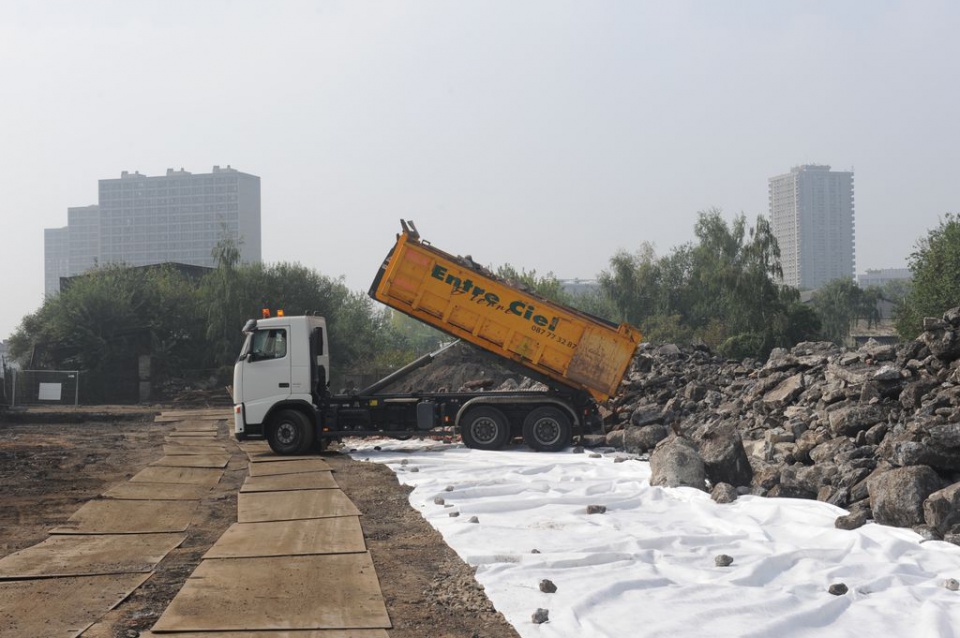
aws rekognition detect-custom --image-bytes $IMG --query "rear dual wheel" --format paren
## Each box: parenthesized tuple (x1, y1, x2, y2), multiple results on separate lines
(522, 407, 572, 452)
(460, 406, 510, 450)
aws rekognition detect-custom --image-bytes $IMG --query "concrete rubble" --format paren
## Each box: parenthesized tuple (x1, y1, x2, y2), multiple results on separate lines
(601, 306, 960, 544)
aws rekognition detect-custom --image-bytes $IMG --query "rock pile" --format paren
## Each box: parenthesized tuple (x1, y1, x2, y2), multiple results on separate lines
(602, 307, 960, 544)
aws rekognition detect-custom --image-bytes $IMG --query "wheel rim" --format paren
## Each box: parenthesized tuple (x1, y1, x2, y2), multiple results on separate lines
(532, 417, 562, 446)
(469, 416, 500, 444)
(277, 421, 297, 446)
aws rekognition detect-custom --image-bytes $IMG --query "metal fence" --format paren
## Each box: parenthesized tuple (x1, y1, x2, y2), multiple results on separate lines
(11, 369, 80, 407)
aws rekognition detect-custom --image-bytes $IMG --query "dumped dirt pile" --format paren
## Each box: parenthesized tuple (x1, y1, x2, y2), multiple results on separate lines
(374, 341, 528, 394)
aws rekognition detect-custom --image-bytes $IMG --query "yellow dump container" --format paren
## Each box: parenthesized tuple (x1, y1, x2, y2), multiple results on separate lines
(370, 224, 641, 401)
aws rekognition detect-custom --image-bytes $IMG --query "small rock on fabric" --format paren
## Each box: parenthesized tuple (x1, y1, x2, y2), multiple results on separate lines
(715, 554, 734, 567)
(587, 505, 607, 514)
(531, 608, 549, 624)
(711, 482, 738, 504)
(835, 510, 868, 530)
(539, 579, 558, 593)
(943, 578, 960, 591)
(828, 583, 849, 595)
(468, 516, 479, 523)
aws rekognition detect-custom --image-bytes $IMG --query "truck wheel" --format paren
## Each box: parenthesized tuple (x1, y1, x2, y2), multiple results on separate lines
(523, 407, 572, 452)
(267, 409, 315, 455)
(460, 406, 510, 450)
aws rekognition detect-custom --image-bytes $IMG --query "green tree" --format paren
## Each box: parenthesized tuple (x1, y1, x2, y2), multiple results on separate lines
(810, 278, 861, 345)
(685, 210, 800, 355)
(10, 254, 396, 400)
(896, 214, 960, 339)
(881, 278, 912, 307)
(781, 299, 822, 347)
(386, 312, 447, 358)
(566, 287, 619, 323)
(495, 264, 571, 303)
(859, 286, 884, 329)
(203, 233, 246, 367)
(597, 243, 662, 325)
(591, 209, 816, 356)
(9, 264, 204, 401)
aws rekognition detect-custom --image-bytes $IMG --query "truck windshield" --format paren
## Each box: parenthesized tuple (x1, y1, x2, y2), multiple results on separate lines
(250, 329, 287, 360)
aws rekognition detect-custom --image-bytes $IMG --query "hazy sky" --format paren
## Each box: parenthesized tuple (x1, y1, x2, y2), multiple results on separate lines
(2, 1, 958, 341)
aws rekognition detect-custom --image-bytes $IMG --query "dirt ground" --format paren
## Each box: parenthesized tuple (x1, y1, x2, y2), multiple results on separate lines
(0, 410, 519, 638)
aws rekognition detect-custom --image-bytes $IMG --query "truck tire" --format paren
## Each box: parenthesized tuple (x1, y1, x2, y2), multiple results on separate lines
(522, 407, 572, 452)
(267, 409, 315, 455)
(460, 406, 510, 450)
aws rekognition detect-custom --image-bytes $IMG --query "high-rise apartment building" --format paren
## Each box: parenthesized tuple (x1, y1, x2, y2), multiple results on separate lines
(768, 165, 854, 290)
(44, 166, 260, 295)
(44, 227, 70, 296)
(67, 205, 101, 274)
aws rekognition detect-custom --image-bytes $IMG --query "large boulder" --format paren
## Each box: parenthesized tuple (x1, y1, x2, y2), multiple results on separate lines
(924, 482, 960, 535)
(860, 338, 897, 362)
(780, 462, 839, 499)
(828, 405, 884, 438)
(794, 428, 829, 463)
(880, 422, 960, 472)
(630, 404, 667, 427)
(920, 309, 960, 362)
(649, 436, 706, 490)
(622, 424, 669, 454)
(792, 341, 841, 358)
(605, 429, 625, 448)
(762, 348, 799, 375)
(825, 364, 874, 387)
(762, 374, 805, 410)
(691, 421, 752, 487)
(809, 437, 856, 465)
(868, 465, 942, 527)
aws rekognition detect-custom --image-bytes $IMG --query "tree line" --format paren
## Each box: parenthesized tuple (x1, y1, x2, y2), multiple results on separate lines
(508, 210, 960, 354)
(7, 238, 438, 401)
(8, 210, 958, 402)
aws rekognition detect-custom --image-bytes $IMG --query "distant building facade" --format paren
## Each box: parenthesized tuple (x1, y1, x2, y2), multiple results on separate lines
(44, 166, 260, 295)
(559, 279, 600, 297)
(44, 227, 70, 296)
(67, 205, 101, 275)
(857, 268, 911, 288)
(769, 165, 855, 290)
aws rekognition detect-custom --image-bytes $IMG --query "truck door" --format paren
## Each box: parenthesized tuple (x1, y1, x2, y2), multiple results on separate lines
(240, 326, 292, 425)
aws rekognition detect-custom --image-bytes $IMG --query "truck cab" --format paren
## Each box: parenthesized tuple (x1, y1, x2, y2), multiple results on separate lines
(233, 315, 329, 441)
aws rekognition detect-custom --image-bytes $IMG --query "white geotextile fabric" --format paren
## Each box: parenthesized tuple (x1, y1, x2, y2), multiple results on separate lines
(348, 440, 960, 638)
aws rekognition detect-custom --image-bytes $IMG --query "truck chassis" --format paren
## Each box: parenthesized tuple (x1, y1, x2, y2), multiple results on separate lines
(244, 386, 599, 455)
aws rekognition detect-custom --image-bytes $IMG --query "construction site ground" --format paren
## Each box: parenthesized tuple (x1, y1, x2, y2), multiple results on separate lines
(0, 408, 519, 638)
